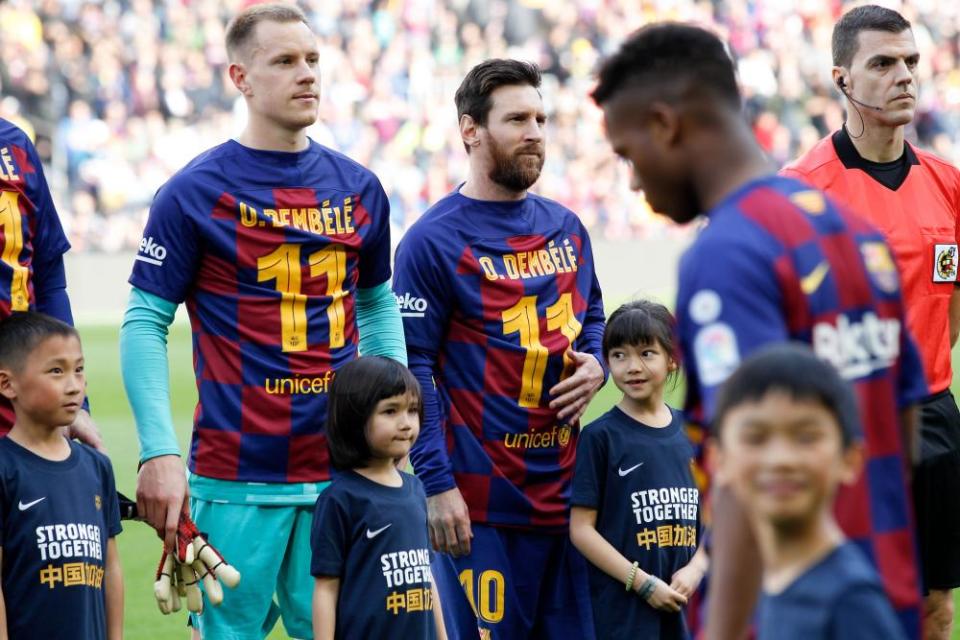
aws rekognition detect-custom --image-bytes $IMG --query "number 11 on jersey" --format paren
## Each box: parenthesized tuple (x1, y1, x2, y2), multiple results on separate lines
(0, 191, 28, 311)
(501, 293, 582, 407)
(257, 243, 347, 352)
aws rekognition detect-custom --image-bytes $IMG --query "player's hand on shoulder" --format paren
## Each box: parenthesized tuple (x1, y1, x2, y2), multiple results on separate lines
(426, 487, 473, 558)
(640, 576, 687, 612)
(68, 409, 106, 451)
(136, 454, 189, 553)
(549, 350, 604, 424)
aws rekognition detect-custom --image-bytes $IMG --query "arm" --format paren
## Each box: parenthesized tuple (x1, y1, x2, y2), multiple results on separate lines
(119, 286, 187, 551)
(408, 349, 472, 557)
(895, 323, 926, 470)
(105, 538, 123, 640)
(394, 226, 470, 556)
(355, 282, 407, 365)
(312, 576, 338, 640)
(705, 487, 761, 640)
(676, 236, 787, 638)
(569, 507, 686, 612)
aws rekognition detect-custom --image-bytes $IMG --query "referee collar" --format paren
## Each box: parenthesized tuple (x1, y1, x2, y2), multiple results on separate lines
(832, 127, 919, 174)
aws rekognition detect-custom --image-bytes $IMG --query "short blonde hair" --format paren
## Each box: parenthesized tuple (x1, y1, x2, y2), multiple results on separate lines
(225, 3, 309, 61)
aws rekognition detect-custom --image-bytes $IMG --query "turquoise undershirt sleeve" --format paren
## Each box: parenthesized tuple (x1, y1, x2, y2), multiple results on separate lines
(119, 286, 181, 464)
(355, 281, 407, 366)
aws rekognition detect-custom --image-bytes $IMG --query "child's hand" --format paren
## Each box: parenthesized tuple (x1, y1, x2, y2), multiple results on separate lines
(638, 577, 687, 612)
(669, 562, 706, 599)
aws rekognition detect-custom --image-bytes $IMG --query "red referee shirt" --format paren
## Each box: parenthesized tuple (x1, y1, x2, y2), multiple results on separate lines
(783, 129, 960, 394)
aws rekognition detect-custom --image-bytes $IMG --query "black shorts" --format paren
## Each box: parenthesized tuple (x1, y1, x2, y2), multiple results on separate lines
(913, 389, 960, 591)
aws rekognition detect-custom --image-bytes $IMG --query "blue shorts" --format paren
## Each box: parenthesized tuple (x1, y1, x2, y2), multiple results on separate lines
(433, 524, 595, 640)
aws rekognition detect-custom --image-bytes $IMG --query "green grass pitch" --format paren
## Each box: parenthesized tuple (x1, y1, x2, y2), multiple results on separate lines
(78, 323, 960, 639)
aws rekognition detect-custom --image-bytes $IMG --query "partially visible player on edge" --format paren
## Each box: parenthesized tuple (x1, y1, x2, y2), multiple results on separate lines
(714, 344, 905, 640)
(592, 23, 927, 640)
(0, 312, 122, 640)
(781, 7, 960, 637)
(119, 4, 405, 638)
(570, 300, 707, 639)
(393, 59, 606, 639)
(0, 118, 102, 449)
(311, 356, 445, 640)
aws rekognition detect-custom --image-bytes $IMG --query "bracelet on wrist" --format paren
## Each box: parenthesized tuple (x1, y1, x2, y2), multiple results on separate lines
(637, 575, 658, 601)
(625, 561, 639, 592)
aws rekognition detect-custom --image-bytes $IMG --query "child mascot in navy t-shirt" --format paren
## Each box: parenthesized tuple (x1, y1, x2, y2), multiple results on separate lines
(0, 312, 123, 639)
(570, 300, 708, 639)
(310, 356, 446, 639)
(713, 344, 905, 640)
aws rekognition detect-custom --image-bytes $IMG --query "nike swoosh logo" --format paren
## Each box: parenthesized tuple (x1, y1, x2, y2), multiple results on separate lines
(18, 497, 46, 511)
(800, 261, 830, 295)
(618, 463, 644, 477)
(366, 524, 392, 539)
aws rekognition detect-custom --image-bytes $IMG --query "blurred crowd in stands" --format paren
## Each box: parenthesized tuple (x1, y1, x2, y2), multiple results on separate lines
(1, 0, 958, 252)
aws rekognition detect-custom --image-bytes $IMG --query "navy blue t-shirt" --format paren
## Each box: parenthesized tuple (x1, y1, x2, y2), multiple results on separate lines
(571, 406, 699, 640)
(0, 437, 122, 640)
(311, 470, 436, 639)
(757, 542, 905, 639)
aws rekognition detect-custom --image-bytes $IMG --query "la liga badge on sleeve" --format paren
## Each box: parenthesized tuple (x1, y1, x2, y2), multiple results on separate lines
(934, 244, 958, 283)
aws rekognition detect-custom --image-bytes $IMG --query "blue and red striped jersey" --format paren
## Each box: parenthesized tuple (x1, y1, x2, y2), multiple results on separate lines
(0, 119, 71, 435)
(394, 188, 605, 529)
(129, 140, 391, 483)
(677, 175, 927, 639)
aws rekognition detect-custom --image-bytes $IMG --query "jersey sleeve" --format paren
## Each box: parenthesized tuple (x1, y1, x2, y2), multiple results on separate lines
(828, 586, 906, 640)
(310, 490, 351, 577)
(32, 255, 74, 325)
(677, 233, 788, 425)
(407, 348, 456, 496)
(570, 422, 606, 509)
(390, 217, 466, 498)
(25, 140, 70, 266)
(128, 182, 200, 304)
(572, 221, 606, 367)
(356, 173, 392, 289)
(392, 227, 454, 355)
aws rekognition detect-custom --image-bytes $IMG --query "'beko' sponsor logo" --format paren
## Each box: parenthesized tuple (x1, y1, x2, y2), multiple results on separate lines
(135, 236, 167, 266)
(813, 312, 900, 380)
(396, 292, 428, 317)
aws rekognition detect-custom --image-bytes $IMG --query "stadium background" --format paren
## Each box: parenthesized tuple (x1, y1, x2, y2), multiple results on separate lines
(3, 0, 960, 637)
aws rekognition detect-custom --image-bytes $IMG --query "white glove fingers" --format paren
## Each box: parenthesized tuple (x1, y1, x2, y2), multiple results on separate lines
(178, 561, 203, 613)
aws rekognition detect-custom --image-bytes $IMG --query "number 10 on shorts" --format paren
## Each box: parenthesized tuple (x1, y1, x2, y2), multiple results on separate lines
(459, 569, 505, 624)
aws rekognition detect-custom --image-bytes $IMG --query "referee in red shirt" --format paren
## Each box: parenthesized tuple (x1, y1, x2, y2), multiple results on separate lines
(783, 6, 960, 639)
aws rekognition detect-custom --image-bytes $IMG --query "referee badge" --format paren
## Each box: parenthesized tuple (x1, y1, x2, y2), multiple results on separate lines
(934, 244, 958, 283)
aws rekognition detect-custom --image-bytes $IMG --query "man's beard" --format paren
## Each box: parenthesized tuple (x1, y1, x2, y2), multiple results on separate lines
(487, 138, 545, 193)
